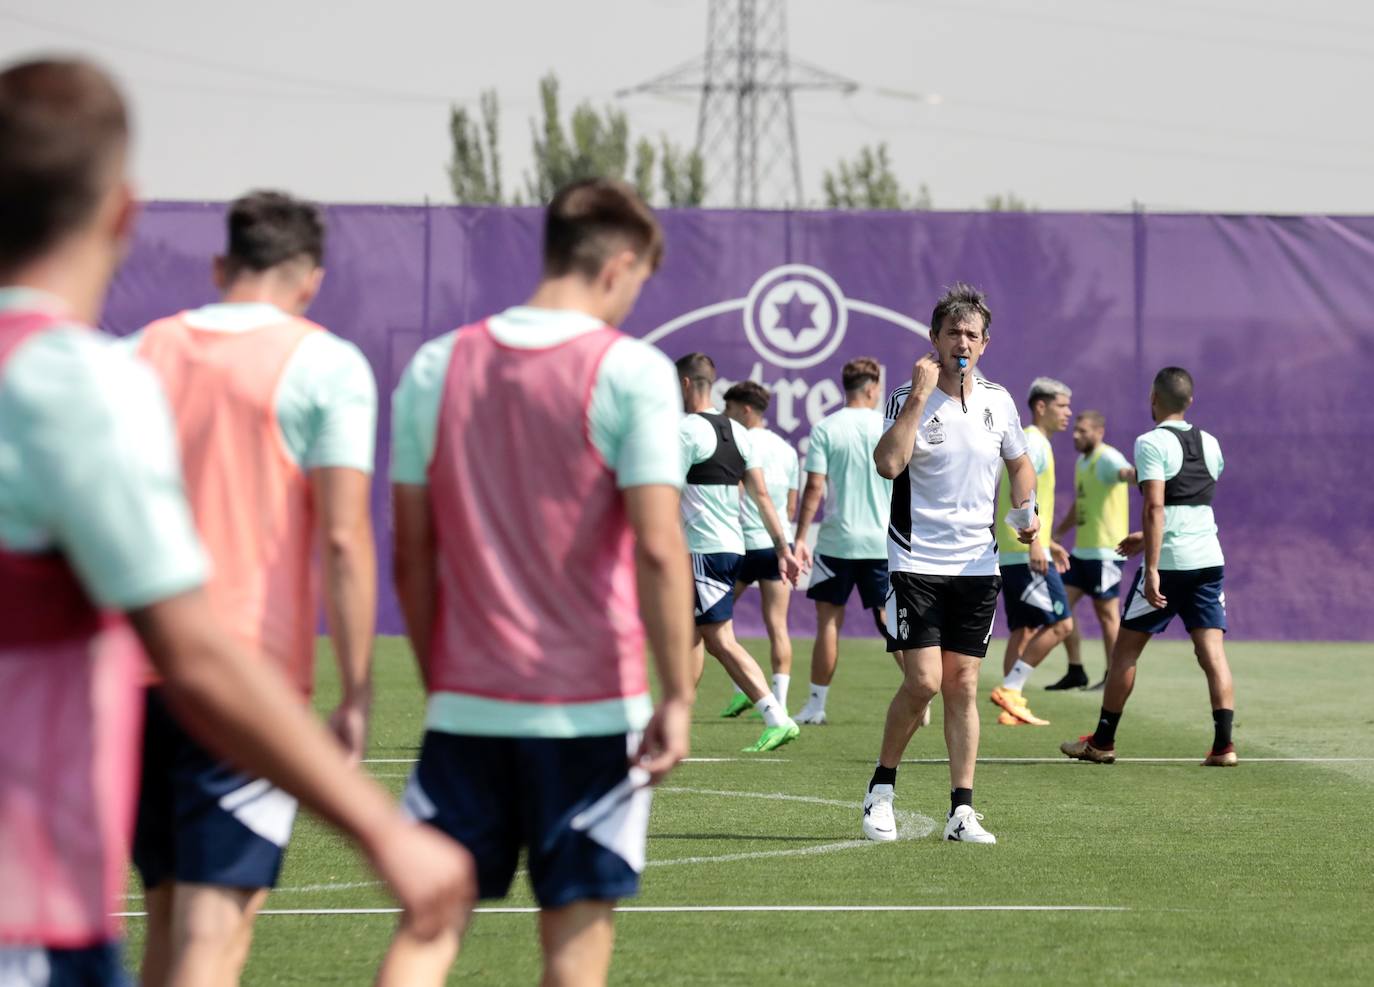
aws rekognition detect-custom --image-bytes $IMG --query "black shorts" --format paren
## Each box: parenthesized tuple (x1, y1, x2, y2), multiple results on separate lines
(805, 555, 889, 610)
(736, 547, 782, 585)
(884, 572, 1002, 658)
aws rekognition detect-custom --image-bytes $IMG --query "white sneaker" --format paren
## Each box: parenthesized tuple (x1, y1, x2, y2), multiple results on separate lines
(861, 784, 897, 842)
(795, 700, 827, 725)
(944, 804, 996, 844)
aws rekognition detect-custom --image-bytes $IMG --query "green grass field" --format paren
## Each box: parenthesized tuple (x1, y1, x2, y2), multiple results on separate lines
(125, 636, 1372, 985)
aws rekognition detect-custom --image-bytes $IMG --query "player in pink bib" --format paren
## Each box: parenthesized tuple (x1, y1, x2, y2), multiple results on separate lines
(380, 179, 696, 987)
(0, 57, 471, 987)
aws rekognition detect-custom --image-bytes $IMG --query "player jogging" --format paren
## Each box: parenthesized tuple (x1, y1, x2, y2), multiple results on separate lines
(1063, 367, 1237, 767)
(861, 284, 1039, 846)
(124, 191, 380, 986)
(792, 357, 894, 726)
(677, 352, 804, 752)
(0, 57, 470, 987)
(1045, 410, 1135, 691)
(717, 380, 800, 718)
(988, 377, 1075, 726)
(380, 179, 696, 986)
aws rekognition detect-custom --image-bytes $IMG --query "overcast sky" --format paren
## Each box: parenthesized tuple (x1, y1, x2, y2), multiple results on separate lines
(3, 0, 1373, 212)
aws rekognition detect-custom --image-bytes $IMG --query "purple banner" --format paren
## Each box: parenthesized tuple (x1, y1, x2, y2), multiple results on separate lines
(105, 204, 1374, 642)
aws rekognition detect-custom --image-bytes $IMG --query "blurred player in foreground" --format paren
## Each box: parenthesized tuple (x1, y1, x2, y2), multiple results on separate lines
(792, 357, 894, 726)
(677, 352, 804, 752)
(125, 191, 380, 986)
(1046, 410, 1135, 691)
(863, 285, 1039, 846)
(718, 380, 800, 718)
(381, 179, 695, 986)
(1062, 367, 1237, 767)
(988, 377, 1075, 726)
(0, 56, 471, 987)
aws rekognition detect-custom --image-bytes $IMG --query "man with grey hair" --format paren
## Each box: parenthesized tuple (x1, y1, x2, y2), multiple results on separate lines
(988, 376, 1075, 727)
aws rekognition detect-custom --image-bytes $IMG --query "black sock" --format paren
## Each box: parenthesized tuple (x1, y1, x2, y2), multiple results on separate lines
(1091, 708, 1122, 749)
(869, 764, 897, 791)
(1212, 709, 1234, 752)
(950, 788, 974, 813)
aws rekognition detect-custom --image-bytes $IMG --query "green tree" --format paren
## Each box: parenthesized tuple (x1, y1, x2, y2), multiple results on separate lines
(659, 138, 706, 207)
(526, 73, 632, 201)
(984, 191, 1033, 211)
(447, 90, 502, 204)
(822, 143, 926, 210)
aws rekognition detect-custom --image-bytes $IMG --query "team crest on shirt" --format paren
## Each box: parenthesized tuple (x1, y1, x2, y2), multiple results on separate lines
(983, 407, 995, 432)
(924, 415, 945, 445)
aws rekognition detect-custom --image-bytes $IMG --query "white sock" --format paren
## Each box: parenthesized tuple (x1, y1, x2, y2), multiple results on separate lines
(1003, 659, 1034, 692)
(755, 693, 785, 727)
(808, 683, 829, 709)
(773, 673, 791, 708)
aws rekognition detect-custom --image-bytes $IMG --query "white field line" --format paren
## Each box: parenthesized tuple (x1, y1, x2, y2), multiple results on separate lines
(901, 764, 1374, 769)
(359, 764, 791, 769)
(116, 904, 1128, 918)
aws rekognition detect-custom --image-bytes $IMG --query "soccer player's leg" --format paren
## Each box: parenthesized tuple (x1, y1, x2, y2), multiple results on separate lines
(939, 576, 1001, 843)
(990, 565, 1058, 725)
(379, 732, 513, 986)
(1180, 567, 1236, 766)
(798, 555, 856, 724)
(696, 582, 797, 751)
(540, 902, 616, 987)
(1046, 577, 1091, 690)
(861, 573, 943, 842)
(757, 574, 794, 709)
(719, 551, 769, 718)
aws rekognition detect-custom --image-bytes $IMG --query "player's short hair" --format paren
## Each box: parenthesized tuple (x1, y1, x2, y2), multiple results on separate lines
(930, 282, 991, 338)
(1152, 366, 1194, 413)
(0, 58, 128, 271)
(724, 380, 770, 412)
(842, 356, 881, 393)
(1027, 376, 1072, 411)
(675, 352, 716, 390)
(223, 190, 325, 278)
(543, 178, 664, 279)
(1077, 409, 1106, 429)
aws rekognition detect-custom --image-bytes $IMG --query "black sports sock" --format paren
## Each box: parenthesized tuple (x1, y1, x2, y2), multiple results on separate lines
(869, 764, 897, 791)
(1091, 708, 1123, 750)
(950, 788, 974, 813)
(1212, 708, 1234, 752)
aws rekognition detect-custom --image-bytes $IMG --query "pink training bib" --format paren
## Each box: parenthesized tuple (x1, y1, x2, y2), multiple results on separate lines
(0, 311, 145, 947)
(425, 321, 646, 704)
(138, 314, 321, 695)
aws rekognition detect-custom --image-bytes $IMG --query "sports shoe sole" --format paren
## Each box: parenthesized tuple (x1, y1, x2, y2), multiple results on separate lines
(990, 690, 1051, 726)
(1202, 751, 1239, 767)
(1060, 737, 1116, 764)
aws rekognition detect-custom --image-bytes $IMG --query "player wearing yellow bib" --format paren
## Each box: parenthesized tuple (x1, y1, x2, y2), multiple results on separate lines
(989, 378, 1074, 727)
(1047, 410, 1135, 691)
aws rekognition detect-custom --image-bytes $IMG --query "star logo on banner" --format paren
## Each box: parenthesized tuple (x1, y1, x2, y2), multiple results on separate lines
(770, 290, 819, 345)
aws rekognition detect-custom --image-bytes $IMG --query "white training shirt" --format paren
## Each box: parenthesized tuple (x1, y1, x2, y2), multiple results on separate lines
(739, 426, 799, 551)
(884, 377, 1029, 577)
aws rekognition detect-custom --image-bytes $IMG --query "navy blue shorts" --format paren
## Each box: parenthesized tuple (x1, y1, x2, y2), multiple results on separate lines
(402, 731, 648, 910)
(806, 555, 889, 610)
(1063, 556, 1125, 600)
(692, 552, 743, 625)
(1000, 563, 1072, 630)
(736, 547, 782, 585)
(1121, 566, 1227, 634)
(133, 688, 298, 891)
(0, 944, 128, 986)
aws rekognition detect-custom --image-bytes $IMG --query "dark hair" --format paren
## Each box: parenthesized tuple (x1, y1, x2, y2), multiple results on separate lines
(930, 282, 991, 338)
(223, 190, 325, 277)
(842, 356, 881, 393)
(1152, 366, 1194, 413)
(0, 58, 128, 271)
(675, 352, 716, 390)
(543, 177, 664, 279)
(1077, 409, 1106, 429)
(724, 380, 770, 412)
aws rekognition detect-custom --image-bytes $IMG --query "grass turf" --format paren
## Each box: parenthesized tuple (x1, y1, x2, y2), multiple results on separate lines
(124, 636, 1372, 985)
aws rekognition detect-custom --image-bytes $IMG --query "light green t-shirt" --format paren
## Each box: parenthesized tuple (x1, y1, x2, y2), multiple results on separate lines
(121, 303, 377, 473)
(740, 426, 799, 551)
(0, 288, 208, 608)
(680, 413, 759, 556)
(390, 306, 680, 739)
(392, 307, 682, 491)
(804, 406, 891, 560)
(1134, 421, 1225, 570)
